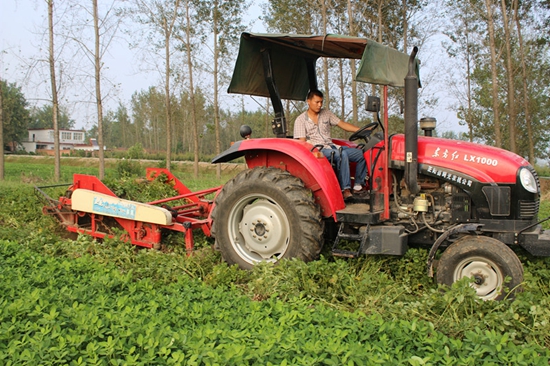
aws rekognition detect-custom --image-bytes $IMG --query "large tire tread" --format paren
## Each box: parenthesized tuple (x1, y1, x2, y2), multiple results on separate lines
(211, 167, 323, 268)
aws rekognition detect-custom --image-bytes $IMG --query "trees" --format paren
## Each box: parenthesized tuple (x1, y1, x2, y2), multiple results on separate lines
(114, 102, 132, 149)
(131, 0, 182, 171)
(499, 0, 516, 153)
(443, 0, 482, 142)
(181, 0, 199, 177)
(47, 0, 61, 181)
(0, 78, 3, 180)
(29, 105, 74, 130)
(514, 0, 534, 163)
(130, 87, 166, 152)
(91, 0, 118, 179)
(0, 80, 31, 153)
(2, 0, 549, 164)
(263, 0, 429, 138)
(443, 0, 550, 161)
(200, 0, 245, 178)
(58, 0, 121, 178)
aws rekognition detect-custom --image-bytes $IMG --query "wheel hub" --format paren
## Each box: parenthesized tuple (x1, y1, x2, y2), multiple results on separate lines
(238, 198, 290, 259)
(458, 260, 501, 298)
(253, 222, 267, 236)
(472, 273, 485, 286)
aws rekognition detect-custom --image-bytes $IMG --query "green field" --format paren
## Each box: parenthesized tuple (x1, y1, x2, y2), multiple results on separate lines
(1, 157, 549, 365)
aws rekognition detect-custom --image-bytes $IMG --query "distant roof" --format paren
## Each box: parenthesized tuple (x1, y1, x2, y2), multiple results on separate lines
(28, 128, 85, 132)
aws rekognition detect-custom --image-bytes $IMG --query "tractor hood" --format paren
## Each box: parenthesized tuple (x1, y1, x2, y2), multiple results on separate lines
(391, 135, 530, 184)
(228, 32, 420, 100)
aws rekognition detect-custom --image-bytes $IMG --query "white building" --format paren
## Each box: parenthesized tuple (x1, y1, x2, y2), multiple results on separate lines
(21, 128, 98, 154)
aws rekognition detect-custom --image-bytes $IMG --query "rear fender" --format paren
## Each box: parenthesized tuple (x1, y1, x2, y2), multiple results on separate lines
(213, 138, 344, 219)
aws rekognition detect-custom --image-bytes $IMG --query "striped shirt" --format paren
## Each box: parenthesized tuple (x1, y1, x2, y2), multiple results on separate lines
(293, 109, 340, 148)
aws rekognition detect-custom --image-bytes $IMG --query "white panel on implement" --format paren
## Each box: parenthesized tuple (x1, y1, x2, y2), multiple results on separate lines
(71, 189, 173, 225)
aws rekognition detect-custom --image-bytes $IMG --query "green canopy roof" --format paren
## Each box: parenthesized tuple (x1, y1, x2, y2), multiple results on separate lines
(228, 32, 420, 101)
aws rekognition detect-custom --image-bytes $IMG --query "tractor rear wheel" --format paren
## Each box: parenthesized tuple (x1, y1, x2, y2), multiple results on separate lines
(436, 236, 523, 300)
(211, 167, 323, 269)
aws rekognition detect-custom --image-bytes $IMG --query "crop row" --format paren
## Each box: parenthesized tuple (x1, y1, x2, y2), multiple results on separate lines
(1, 166, 550, 364)
(1, 240, 548, 365)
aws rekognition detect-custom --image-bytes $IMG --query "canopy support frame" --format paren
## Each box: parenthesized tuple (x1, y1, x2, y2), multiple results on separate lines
(261, 48, 287, 137)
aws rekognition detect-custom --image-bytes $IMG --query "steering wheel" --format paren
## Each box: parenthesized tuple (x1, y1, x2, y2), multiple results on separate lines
(349, 122, 379, 142)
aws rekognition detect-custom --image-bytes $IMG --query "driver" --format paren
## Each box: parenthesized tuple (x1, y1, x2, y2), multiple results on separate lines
(294, 89, 367, 199)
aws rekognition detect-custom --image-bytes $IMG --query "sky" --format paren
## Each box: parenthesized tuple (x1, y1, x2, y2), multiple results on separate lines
(2, 1, 152, 129)
(1, 0, 267, 130)
(1, 0, 461, 133)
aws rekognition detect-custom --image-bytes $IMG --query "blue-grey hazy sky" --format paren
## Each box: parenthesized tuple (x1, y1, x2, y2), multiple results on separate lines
(1, 1, 460, 133)
(1, 0, 266, 129)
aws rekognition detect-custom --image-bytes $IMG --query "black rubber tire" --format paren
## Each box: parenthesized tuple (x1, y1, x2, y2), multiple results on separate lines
(211, 167, 323, 269)
(436, 236, 523, 300)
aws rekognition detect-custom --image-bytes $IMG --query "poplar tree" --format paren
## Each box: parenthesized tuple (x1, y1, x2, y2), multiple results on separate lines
(199, 0, 245, 178)
(443, 0, 483, 142)
(131, 0, 182, 171)
(47, 0, 61, 181)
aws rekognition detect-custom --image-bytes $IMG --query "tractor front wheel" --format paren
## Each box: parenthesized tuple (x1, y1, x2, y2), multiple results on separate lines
(436, 236, 523, 300)
(211, 167, 323, 269)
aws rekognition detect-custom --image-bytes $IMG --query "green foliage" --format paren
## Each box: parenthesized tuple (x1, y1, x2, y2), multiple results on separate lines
(536, 165, 550, 178)
(240, 252, 550, 349)
(102, 174, 177, 202)
(0, 240, 548, 365)
(126, 142, 145, 159)
(3, 157, 99, 183)
(540, 201, 550, 229)
(29, 104, 75, 130)
(3, 156, 242, 188)
(2, 161, 550, 364)
(87, 104, 132, 149)
(104, 148, 221, 163)
(442, 0, 550, 159)
(1, 79, 31, 147)
(115, 158, 143, 177)
(69, 149, 91, 158)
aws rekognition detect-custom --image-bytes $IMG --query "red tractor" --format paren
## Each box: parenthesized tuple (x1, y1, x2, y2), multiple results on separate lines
(210, 33, 550, 300)
(40, 33, 550, 301)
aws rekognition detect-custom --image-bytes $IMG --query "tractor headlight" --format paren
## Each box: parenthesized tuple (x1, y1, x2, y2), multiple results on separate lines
(519, 167, 538, 193)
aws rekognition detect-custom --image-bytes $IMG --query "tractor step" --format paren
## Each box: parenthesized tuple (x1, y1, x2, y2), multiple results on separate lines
(331, 222, 368, 258)
(332, 248, 360, 258)
(336, 203, 382, 225)
(332, 223, 408, 257)
(335, 231, 363, 241)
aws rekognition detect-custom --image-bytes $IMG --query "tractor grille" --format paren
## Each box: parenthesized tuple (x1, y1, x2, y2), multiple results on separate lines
(527, 165, 541, 191)
(518, 165, 540, 219)
(518, 200, 539, 218)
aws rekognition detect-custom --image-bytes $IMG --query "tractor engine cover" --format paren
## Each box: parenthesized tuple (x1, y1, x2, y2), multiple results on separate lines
(389, 134, 539, 222)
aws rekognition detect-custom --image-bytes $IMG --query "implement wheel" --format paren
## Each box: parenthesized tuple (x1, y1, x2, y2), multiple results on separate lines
(211, 167, 323, 269)
(436, 236, 523, 300)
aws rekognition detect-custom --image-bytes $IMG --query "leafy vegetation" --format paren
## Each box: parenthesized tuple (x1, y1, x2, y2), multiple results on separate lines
(4, 239, 547, 365)
(1, 159, 550, 364)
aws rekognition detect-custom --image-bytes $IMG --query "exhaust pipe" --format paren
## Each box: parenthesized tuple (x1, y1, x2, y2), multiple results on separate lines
(404, 47, 420, 195)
